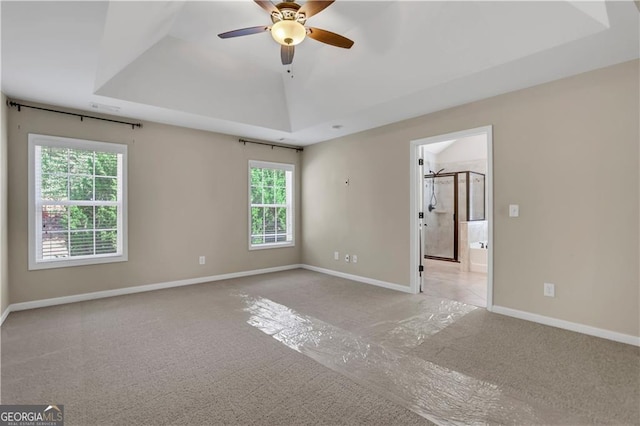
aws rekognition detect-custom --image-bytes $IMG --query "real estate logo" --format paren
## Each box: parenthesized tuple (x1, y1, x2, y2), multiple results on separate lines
(0, 404, 64, 426)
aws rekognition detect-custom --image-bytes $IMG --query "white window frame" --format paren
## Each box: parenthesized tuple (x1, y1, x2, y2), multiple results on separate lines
(248, 160, 295, 250)
(28, 134, 128, 270)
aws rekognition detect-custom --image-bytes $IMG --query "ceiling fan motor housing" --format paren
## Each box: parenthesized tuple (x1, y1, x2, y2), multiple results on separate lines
(271, 2, 307, 25)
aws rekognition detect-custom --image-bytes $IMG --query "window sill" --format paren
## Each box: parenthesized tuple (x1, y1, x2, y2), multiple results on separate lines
(28, 254, 128, 270)
(249, 242, 295, 251)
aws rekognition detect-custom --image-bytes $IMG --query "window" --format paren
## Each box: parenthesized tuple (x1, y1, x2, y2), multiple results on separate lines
(249, 160, 294, 249)
(28, 134, 127, 270)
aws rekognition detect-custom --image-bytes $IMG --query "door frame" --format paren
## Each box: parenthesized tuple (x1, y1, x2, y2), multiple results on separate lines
(409, 125, 494, 311)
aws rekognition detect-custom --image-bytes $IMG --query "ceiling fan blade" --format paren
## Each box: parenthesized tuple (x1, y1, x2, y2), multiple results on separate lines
(218, 26, 269, 39)
(307, 27, 354, 49)
(281, 45, 295, 65)
(254, 0, 279, 15)
(299, 1, 335, 18)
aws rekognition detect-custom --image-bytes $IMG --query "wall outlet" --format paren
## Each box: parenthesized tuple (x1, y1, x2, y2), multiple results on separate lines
(199, 256, 206, 265)
(334, 251, 339, 261)
(352, 255, 358, 264)
(509, 204, 519, 217)
(544, 282, 555, 297)
(344, 254, 350, 263)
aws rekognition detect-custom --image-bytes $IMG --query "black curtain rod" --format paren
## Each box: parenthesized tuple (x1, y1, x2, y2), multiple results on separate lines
(7, 100, 142, 130)
(239, 138, 303, 152)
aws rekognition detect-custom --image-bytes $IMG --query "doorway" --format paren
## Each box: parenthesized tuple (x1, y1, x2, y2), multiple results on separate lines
(409, 126, 493, 310)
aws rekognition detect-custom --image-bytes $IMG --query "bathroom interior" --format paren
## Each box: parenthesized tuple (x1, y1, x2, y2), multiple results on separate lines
(421, 135, 488, 307)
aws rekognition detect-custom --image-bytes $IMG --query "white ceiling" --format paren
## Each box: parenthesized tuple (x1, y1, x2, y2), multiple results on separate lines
(2, 1, 639, 146)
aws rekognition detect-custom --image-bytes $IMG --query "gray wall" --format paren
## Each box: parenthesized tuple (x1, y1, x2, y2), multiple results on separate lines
(301, 60, 639, 337)
(7, 103, 302, 303)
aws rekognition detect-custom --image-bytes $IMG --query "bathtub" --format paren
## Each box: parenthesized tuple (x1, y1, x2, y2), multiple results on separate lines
(469, 241, 488, 273)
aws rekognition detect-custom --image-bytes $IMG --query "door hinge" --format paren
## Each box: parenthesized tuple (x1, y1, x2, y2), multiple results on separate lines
(418, 158, 424, 166)
(418, 265, 424, 272)
(418, 212, 424, 219)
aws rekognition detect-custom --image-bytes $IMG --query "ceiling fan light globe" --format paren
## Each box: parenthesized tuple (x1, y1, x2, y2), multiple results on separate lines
(271, 20, 306, 46)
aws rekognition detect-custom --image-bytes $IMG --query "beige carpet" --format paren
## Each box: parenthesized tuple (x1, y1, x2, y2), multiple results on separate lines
(2, 269, 638, 425)
(1, 274, 432, 425)
(409, 308, 640, 424)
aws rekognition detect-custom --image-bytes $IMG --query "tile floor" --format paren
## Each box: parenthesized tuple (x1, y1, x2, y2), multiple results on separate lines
(422, 259, 487, 307)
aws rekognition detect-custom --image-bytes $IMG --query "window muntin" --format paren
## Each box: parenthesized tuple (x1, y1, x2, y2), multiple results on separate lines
(249, 161, 294, 249)
(29, 134, 127, 269)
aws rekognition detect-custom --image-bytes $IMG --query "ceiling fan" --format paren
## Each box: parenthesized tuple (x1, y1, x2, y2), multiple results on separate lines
(218, 0, 354, 65)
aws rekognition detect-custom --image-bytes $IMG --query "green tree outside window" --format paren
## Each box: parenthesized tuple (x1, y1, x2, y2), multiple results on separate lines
(249, 162, 293, 247)
(40, 147, 120, 258)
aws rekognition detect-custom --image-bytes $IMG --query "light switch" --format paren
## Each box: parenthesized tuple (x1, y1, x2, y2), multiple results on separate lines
(509, 204, 519, 217)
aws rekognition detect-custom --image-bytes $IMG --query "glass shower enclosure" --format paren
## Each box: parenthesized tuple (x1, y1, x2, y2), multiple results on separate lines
(424, 171, 485, 261)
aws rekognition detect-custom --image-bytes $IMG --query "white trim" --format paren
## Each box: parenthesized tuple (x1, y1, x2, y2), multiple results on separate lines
(248, 241, 295, 251)
(28, 134, 128, 154)
(301, 264, 413, 293)
(0, 306, 10, 326)
(409, 140, 420, 294)
(492, 305, 640, 347)
(485, 126, 494, 311)
(28, 133, 128, 270)
(409, 126, 494, 309)
(248, 160, 295, 250)
(5, 264, 302, 314)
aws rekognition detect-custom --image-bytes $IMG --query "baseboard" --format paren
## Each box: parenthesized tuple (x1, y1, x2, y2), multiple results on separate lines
(4, 267, 635, 347)
(301, 264, 413, 294)
(5, 264, 303, 316)
(0, 305, 10, 326)
(492, 305, 640, 347)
